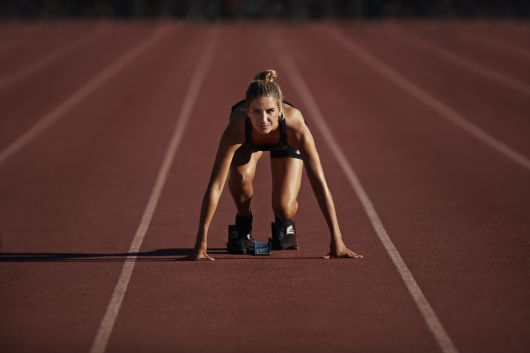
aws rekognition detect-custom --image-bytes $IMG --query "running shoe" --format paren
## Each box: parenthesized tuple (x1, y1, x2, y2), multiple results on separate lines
(270, 218, 299, 250)
(226, 213, 254, 254)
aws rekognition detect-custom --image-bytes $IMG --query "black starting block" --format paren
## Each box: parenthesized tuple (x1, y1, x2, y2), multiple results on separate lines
(251, 239, 272, 256)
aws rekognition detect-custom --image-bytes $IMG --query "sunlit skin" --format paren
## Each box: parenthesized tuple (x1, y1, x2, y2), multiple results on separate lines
(185, 95, 363, 261)
(247, 96, 281, 135)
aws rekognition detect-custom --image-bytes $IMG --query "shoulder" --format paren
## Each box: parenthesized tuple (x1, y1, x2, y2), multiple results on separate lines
(224, 106, 247, 145)
(283, 103, 307, 133)
(283, 103, 311, 150)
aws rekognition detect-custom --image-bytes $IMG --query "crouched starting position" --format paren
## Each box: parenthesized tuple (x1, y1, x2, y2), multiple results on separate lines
(186, 69, 363, 261)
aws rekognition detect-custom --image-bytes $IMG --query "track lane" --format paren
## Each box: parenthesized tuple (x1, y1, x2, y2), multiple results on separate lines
(0, 24, 109, 92)
(441, 20, 530, 54)
(0, 21, 103, 77)
(105, 22, 441, 353)
(275, 33, 458, 353)
(0, 22, 204, 353)
(381, 26, 530, 95)
(386, 21, 530, 81)
(281, 22, 529, 353)
(461, 34, 530, 62)
(0, 22, 162, 158)
(336, 22, 530, 159)
(89, 26, 218, 353)
(1, 20, 528, 353)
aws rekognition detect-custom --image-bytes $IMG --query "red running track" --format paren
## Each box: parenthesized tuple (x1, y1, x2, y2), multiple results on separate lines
(0, 20, 529, 353)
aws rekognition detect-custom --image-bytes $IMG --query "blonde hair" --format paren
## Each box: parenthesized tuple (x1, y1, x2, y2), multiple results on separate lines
(245, 69, 283, 110)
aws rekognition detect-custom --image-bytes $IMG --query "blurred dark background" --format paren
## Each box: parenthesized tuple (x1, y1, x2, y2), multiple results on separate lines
(0, 0, 529, 19)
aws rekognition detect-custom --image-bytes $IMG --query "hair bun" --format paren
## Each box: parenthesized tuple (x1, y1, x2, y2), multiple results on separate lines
(254, 69, 278, 83)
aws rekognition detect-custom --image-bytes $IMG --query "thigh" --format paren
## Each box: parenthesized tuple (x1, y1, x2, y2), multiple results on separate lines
(230, 146, 263, 180)
(270, 156, 304, 203)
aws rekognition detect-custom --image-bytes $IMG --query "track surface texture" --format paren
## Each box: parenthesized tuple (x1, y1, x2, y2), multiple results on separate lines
(0, 20, 529, 353)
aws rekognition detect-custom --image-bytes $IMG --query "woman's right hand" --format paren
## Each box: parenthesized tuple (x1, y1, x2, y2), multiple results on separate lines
(184, 247, 215, 261)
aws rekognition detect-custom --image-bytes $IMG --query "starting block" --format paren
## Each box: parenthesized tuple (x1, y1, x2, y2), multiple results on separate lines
(251, 239, 272, 256)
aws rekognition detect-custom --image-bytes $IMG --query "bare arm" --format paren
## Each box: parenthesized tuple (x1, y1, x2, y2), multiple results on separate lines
(289, 110, 363, 259)
(186, 119, 243, 260)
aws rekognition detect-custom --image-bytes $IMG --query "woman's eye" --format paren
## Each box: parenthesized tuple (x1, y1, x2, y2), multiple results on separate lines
(267, 109, 275, 113)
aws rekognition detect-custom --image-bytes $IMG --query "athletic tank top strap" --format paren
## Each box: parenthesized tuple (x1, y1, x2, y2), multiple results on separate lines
(283, 99, 295, 108)
(244, 117, 253, 145)
(279, 114, 288, 146)
(231, 99, 246, 113)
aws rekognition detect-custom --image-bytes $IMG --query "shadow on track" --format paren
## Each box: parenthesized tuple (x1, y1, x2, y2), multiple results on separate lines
(0, 248, 224, 262)
(0, 248, 324, 262)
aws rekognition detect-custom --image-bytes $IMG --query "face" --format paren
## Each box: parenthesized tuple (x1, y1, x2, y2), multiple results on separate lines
(247, 96, 281, 135)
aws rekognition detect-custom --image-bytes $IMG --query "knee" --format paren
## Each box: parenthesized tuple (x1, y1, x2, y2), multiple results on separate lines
(230, 167, 254, 187)
(273, 199, 298, 219)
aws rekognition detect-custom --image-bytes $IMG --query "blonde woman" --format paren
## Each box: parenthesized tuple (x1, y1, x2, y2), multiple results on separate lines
(187, 70, 363, 261)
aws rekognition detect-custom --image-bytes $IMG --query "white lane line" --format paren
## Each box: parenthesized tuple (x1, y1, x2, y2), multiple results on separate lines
(462, 34, 530, 62)
(88, 30, 218, 353)
(274, 38, 460, 353)
(0, 25, 170, 167)
(325, 26, 530, 171)
(384, 26, 530, 97)
(0, 24, 110, 92)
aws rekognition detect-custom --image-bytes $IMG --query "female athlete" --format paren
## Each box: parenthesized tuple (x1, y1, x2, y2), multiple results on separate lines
(187, 70, 363, 261)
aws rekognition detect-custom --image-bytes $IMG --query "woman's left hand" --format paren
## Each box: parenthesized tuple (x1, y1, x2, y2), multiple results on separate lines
(324, 240, 363, 259)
